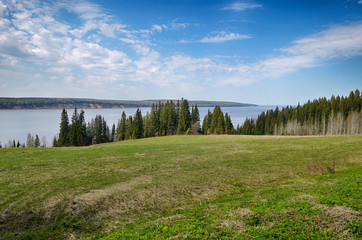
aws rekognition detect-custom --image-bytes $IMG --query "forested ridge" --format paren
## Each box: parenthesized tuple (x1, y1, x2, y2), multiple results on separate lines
(0, 97, 253, 109)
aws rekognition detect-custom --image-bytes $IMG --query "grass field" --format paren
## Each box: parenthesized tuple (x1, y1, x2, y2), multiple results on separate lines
(0, 135, 361, 239)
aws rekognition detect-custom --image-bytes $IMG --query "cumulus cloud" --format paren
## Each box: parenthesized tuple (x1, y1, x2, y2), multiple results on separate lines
(221, 22, 362, 85)
(1, 0, 362, 98)
(222, 2, 262, 11)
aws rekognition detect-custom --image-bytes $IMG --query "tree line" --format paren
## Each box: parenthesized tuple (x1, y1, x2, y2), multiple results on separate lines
(1, 133, 47, 148)
(53, 99, 204, 147)
(237, 89, 362, 135)
(52, 90, 362, 147)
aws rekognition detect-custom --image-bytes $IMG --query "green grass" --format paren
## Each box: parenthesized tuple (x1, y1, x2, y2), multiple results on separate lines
(0, 135, 361, 239)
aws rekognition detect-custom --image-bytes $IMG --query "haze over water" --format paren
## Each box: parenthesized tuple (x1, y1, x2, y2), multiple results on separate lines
(0, 106, 277, 147)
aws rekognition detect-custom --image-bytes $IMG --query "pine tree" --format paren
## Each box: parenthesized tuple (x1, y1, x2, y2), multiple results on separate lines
(59, 108, 70, 146)
(34, 135, 40, 148)
(78, 110, 88, 146)
(216, 112, 225, 134)
(52, 136, 59, 147)
(133, 109, 144, 139)
(111, 123, 116, 142)
(70, 108, 79, 146)
(149, 103, 159, 137)
(191, 104, 200, 124)
(177, 99, 191, 134)
(160, 102, 169, 136)
(117, 111, 127, 141)
(125, 116, 133, 140)
(210, 105, 223, 134)
(167, 101, 177, 135)
(225, 113, 233, 134)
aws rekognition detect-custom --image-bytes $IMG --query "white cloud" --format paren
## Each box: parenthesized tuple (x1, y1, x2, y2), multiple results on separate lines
(358, 0, 362, 4)
(181, 31, 252, 43)
(221, 22, 362, 85)
(222, 2, 262, 11)
(152, 24, 163, 32)
(199, 32, 252, 43)
(1, 0, 362, 98)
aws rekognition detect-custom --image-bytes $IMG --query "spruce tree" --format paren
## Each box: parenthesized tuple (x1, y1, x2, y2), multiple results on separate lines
(52, 136, 58, 147)
(59, 108, 70, 146)
(177, 99, 191, 134)
(78, 110, 88, 146)
(225, 113, 233, 134)
(125, 116, 133, 140)
(191, 104, 200, 124)
(34, 135, 40, 148)
(160, 102, 169, 136)
(117, 111, 127, 141)
(111, 123, 116, 142)
(133, 109, 144, 139)
(167, 101, 177, 135)
(70, 108, 79, 146)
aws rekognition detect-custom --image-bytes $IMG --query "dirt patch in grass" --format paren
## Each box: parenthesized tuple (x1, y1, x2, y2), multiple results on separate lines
(66, 175, 153, 216)
(322, 205, 360, 222)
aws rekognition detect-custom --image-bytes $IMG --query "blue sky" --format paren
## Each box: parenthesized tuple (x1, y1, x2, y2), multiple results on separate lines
(0, 0, 361, 105)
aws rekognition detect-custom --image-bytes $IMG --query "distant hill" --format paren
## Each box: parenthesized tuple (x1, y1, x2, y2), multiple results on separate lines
(0, 97, 256, 110)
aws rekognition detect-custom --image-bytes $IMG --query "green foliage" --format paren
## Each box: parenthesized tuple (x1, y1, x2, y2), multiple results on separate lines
(58, 108, 70, 146)
(34, 135, 40, 148)
(240, 89, 362, 136)
(117, 111, 126, 141)
(177, 99, 191, 134)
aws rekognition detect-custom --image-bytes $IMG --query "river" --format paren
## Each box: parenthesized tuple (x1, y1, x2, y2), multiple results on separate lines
(0, 105, 277, 147)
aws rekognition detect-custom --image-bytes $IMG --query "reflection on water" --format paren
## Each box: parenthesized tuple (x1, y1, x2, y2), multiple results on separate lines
(0, 105, 277, 147)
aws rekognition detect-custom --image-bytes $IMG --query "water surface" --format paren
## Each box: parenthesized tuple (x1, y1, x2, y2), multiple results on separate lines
(0, 106, 276, 147)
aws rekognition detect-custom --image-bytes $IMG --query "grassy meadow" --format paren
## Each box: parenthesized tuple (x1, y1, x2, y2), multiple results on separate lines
(0, 135, 361, 239)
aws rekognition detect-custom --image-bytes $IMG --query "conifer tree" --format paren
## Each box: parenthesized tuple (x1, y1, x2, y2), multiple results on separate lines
(125, 116, 133, 140)
(52, 136, 58, 147)
(167, 101, 177, 135)
(34, 135, 40, 148)
(117, 111, 127, 141)
(111, 123, 116, 142)
(78, 110, 88, 146)
(225, 113, 233, 134)
(133, 109, 144, 139)
(191, 104, 200, 124)
(177, 99, 191, 134)
(70, 108, 79, 146)
(59, 108, 70, 146)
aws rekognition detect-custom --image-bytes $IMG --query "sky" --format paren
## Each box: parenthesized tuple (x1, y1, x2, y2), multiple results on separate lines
(0, 0, 361, 105)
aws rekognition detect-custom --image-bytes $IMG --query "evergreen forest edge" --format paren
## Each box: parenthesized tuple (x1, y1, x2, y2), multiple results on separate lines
(51, 89, 362, 147)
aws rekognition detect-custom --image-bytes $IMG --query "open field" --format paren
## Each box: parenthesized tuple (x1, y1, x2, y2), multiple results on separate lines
(0, 135, 361, 239)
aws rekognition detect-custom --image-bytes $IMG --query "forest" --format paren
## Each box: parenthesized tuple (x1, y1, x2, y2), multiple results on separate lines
(2, 90, 360, 148)
(52, 89, 361, 147)
(238, 89, 362, 136)
(0, 97, 252, 109)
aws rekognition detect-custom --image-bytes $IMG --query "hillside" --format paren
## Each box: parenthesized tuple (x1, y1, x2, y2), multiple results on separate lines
(0, 135, 361, 239)
(0, 97, 255, 110)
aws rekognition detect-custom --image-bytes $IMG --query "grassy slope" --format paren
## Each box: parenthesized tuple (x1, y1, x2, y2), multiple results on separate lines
(0, 135, 361, 239)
